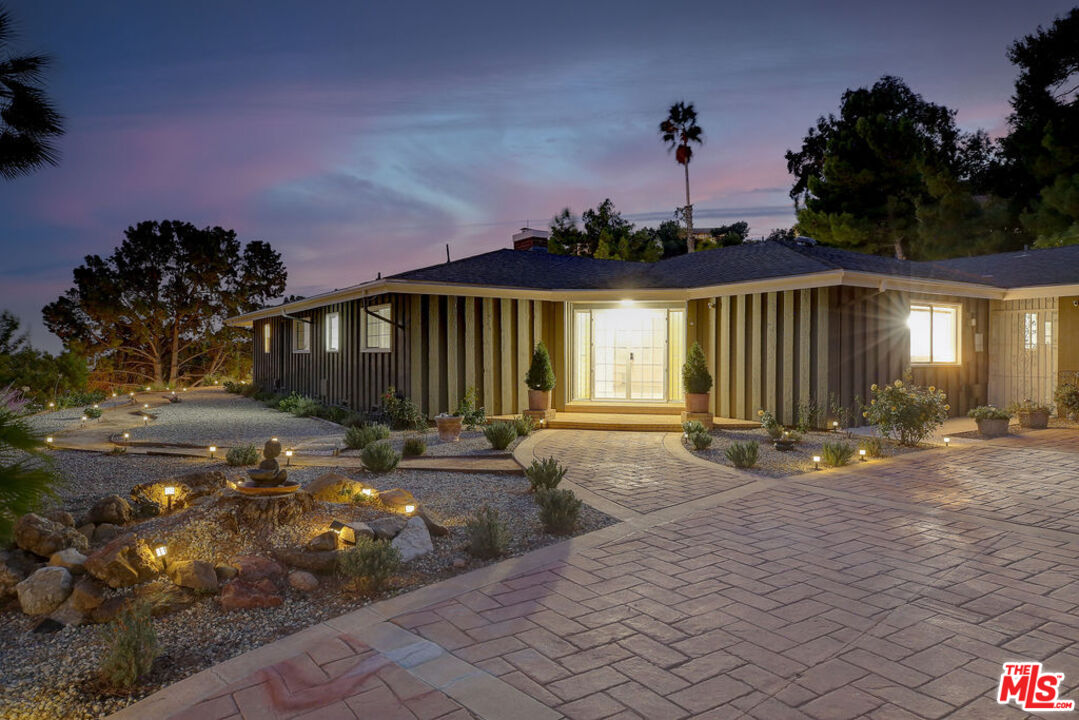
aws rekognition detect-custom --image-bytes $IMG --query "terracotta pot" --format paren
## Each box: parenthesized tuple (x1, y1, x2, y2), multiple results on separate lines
(528, 389, 551, 411)
(435, 415, 462, 442)
(975, 417, 1010, 437)
(685, 393, 709, 414)
(1017, 410, 1049, 429)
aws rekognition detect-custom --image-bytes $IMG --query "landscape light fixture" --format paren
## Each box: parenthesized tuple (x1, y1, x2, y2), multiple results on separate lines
(80, 415, 88, 423)
(93, 404, 99, 409)
(112, 392, 117, 398)
(832, 421, 839, 432)
(154, 545, 168, 568)
(182, 388, 187, 392)
(285, 449, 293, 466)
(404, 504, 416, 515)
(48, 401, 55, 408)
(271, 437, 278, 442)
(123, 432, 130, 440)
(164, 486, 176, 511)
(209, 445, 217, 459)
(143, 416, 149, 425)
(812, 455, 821, 470)
(943, 437, 950, 447)
(361, 488, 373, 497)
(859, 449, 867, 462)
(45, 436, 53, 445)
(329, 520, 346, 534)
(145, 386, 151, 391)
(129, 392, 134, 397)
(143, 403, 149, 409)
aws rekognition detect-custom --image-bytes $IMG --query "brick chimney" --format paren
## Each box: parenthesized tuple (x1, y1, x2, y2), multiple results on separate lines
(512, 227, 549, 252)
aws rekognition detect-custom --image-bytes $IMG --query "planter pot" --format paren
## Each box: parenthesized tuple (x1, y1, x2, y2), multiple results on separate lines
(975, 417, 1010, 437)
(1017, 410, 1049, 429)
(527, 389, 551, 411)
(435, 415, 462, 442)
(685, 393, 710, 414)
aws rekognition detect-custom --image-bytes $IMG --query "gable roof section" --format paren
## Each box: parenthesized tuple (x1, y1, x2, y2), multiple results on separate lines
(929, 245, 1079, 288)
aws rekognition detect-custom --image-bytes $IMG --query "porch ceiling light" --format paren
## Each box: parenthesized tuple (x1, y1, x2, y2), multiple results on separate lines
(619, 299, 635, 307)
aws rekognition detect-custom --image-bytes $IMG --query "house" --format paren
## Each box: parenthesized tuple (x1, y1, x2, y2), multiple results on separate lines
(227, 229, 1079, 427)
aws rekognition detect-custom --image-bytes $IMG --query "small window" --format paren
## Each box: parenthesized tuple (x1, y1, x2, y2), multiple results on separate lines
(292, 319, 311, 353)
(325, 312, 340, 352)
(365, 304, 392, 351)
(908, 303, 959, 365)
(1045, 319, 1053, 346)
(1024, 312, 1038, 350)
(263, 323, 271, 353)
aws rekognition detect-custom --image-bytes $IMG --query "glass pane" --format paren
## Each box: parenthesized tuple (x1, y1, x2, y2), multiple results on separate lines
(908, 306, 932, 363)
(574, 310, 591, 400)
(1024, 312, 1038, 350)
(668, 309, 685, 402)
(591, 308, 668, 400)
(932, 307, 957, 363)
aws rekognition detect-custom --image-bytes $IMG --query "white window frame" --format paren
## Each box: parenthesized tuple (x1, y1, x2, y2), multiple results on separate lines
(262, 323, 271, 354)
(325, 312, 340, 352)
(908, 302, 961, 366)
(1024, 312, 1038, 350)
(292, 318, 311, 354)
(364, 304, 393, 352)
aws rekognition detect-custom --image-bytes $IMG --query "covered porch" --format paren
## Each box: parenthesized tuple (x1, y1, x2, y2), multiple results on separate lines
(491, 402, 758, 432)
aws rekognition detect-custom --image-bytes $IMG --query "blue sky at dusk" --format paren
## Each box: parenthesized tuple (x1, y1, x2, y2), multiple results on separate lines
(0, 0, 1073, 352)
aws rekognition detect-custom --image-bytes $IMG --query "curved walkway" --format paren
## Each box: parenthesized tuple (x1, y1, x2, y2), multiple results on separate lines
(111, 429, 1079, 720)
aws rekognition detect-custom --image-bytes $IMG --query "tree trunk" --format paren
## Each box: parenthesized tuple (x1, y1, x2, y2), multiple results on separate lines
(684, 161, 694, 252)
(168, 320, 181, 387)
(893, 234, 906, 260)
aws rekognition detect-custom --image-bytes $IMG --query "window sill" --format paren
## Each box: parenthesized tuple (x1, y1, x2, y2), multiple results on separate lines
(362, 347, 392, 354)
(910, 362, 961, 368)
(292, 350, 311, 354)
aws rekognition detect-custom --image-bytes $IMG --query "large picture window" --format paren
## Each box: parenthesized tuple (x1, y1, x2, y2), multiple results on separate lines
(292, 318, 311, 353)
(365, 304, 392, 351)
(325, 312, 340, 352)
(908, 303, 959, 365)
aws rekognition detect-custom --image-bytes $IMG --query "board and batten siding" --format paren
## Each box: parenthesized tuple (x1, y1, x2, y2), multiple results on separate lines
(988, 297, 1058, 407)
(251, 293, 558, 417)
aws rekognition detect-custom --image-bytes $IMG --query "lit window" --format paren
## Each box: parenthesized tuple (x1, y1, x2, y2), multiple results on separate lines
(292, 319, 310, 353)
(325, 312, 340, 352)
(908, 303, 959, 364)
(1024, 313, 1038, 350)
(365, 304, 392, 350)
(263, 323, 271, 353)
(1045, 319, 1053, 346)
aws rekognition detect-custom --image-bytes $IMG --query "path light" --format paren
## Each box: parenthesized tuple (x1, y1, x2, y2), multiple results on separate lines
(129, 392, 134, 398)
(154, 544, 168, 568)
(123, 432, 130, 441)
(143, 403, 149, 409)
(48, 401, 55, 408)
(182, 388, 187, 392)
(271, 437, 279, 442)
(813, 455, 821, 470)
(93, 404, 99, 409)
(145, 386, 151, 391)
(859, 449, 867, 462)
(404, 504, 416, 515)
(943, 437, 950, 447)
(164, 486, 176, 511)
(112, 392, 117, 398)
(45, 436, 53, 446)
(80, 415, 88, 423)
(832, 421, 839, 432)
(361, 488, 373, 497)
(285, 449, 293, 466)
(143, 416, 150, 425)
(209, 445, 217, 459)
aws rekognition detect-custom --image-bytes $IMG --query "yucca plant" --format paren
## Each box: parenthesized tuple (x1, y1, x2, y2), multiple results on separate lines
(682, 420, 706, 435)
(466, 504, 510, 559)
(483, 422, 518, 450)
(0, 386, 59, 543)
(689, 431, 713, 450)
(361, 441, 400, 473)
(525, 456, 566, 492)
(725, 440, 759, 468)
(821, 440, 855, 467)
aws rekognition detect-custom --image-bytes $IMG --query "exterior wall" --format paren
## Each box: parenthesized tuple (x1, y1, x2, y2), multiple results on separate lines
(988, 297, 1058, 407)
(1057, 296, 1079, 386)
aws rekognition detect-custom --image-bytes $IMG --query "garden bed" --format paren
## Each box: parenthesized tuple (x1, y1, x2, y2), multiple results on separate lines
(949, 415, 1079, 440)
(685, 427, 930, 477)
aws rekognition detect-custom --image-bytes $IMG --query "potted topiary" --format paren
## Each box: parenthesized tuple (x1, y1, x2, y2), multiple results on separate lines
(968, 405, 1011, 437)
(525, 342, 556, 411)
(682, 341, 712, 413)
(1009, 400, 1052, 429)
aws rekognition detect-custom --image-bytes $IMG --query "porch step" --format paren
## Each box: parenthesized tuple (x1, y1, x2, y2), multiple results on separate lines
(492, 412, 760, 432)
(563, 403, 684, 416)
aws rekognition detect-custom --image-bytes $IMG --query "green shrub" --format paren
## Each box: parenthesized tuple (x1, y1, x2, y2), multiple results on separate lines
(98, 601, 159, 690)
(682, 420, 706, 436)
(821, 440, 855, 467)
(682, 341, 712, 394)
(795, 400, 821, 433)
(1055, 382, 1079, 419)
(226, 443, 260, 466)
(337, 538, 400, 594)
(968, 405, 1010, 421)
(83, 406, 103, 419)
(725, 440, 759, 468)
(0, 387, 59, 543)
(361, 441, 400, 473)
(223, 380, 242, 393)
(525, 456, 566, 492)
(402, 435, 426, 457)
(345, 423, 390, 450)
(483, 422, 518, 450)
(689, 431, 713, 450)
(757, 410, 783, 439)
(239, 383, 260, 398)
(536, 488, 582, 535)
(514, 415, 535, 437)
(455, 386, 486, 429)
(466, 504, 509, 559)
(277, 392, 307, 413)
(863, 377, 948, 446)
(524, 342, 556, 392)
(858, 436, 885, 459)
(381, 387, 427, 430)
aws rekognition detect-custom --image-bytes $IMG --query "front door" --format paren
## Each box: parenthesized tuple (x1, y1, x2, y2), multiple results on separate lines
(591, 308, 667, 400)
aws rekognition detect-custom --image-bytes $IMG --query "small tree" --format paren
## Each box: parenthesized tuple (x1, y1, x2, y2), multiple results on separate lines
(0, 386, 59, 542)
(682, 341, 712, 395)
(524, 342, 556, 392)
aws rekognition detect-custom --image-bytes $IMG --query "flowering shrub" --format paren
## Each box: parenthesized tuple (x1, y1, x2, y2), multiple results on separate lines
(757, 410, 783, 439)
(1055, 382, 1079, 419)
(862, 377, 948, 446)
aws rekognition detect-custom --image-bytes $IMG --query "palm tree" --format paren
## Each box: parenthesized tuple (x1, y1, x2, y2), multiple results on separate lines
(0, 5, 63, 180)
(659, 102, 703, 251)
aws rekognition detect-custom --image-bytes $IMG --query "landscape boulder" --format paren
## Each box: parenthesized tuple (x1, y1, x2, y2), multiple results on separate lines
(339, 521, 374, 545)
(231, 555, 284, 583)
(390, 516, 434, 562)
(305, 530, 338, 552)
(167, 560, 218, 592)
(16, 566, 73, 615)
(14, 513, 89, 558)
(48, 548, 88, 575)
(417, 508, 449, 537)
(134, 583, 195, 617)
(272, 547, 338, 574)
(0, 549, 35, 599)
(93, 523, 122, 544)
(84, 533, 161, 588)
(89, 596, 128, 624)
(87, 494, 132, 526)
(378, 488, 416, 509)
(305, 472, 366, 503)
(68, 578, 105, 612)
(220, 579, 282, 610)
(288, 570, 319, 592)
(367, 515, 408, 540)
(48, 594, 87, 627)
(43, 509, 75, 528)
(215, 564, 238, 582)
(77, 523, 95, 543)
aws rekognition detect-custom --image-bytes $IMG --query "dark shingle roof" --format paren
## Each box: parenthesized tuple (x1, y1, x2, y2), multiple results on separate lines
(388, 241, 1079, 292)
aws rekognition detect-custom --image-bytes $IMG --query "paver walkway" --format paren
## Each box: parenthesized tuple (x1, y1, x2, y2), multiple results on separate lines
(112, 429, 1079, 720)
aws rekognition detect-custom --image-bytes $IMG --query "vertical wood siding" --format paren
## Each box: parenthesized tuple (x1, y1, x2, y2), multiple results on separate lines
(988, 298, 1058, 407)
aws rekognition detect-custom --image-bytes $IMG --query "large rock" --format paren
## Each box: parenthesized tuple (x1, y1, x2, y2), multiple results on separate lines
(288, 570, 319, 592)
(93, 523, 122, 544)
(220, 579, 282, 611)
(43, 509, 75, 528)
(16, 566, 73, 615)
(305, 530, 338, 552)
(215, 564, 238, 582)
(89, 596, 128, 624)
(340, 521, 374, 545)
(48, 548, 87, 575)
(87, 494, 132, 526)
(0, 549, 35, 600)
(48, 594, 87, 627)
(68, 577, 105, 612)
(368, 515, 408, 540)
(231, 555, 284, 583)
(167, 560, 218, 592)
(220, 492, 314, 526)
(77, 523, 95, 543)
(84, 533, 161, 588)
(417, 508, 449, 537)
(305, 472, 366, 503)
(14, 513, 88, 558)
(378, 488, 416, 509)
(272, 547, 339, 574)
(390, 516, 434, 562)
(135, 583, 195, 617)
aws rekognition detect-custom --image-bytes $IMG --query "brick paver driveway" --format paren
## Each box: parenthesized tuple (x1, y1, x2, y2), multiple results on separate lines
(129, 429, 1079, 720)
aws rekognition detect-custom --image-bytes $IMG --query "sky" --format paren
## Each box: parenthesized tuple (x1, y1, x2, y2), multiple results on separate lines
(0, 0, 1074, 352)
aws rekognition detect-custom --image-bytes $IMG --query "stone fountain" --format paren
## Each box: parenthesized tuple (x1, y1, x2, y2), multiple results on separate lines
(236, 439, 300, 496)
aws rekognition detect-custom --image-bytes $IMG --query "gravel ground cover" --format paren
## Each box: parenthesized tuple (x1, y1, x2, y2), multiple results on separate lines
(686, 426, 927, 476)
(331, 428, 523, 459)
(0, 454, 614, 720)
